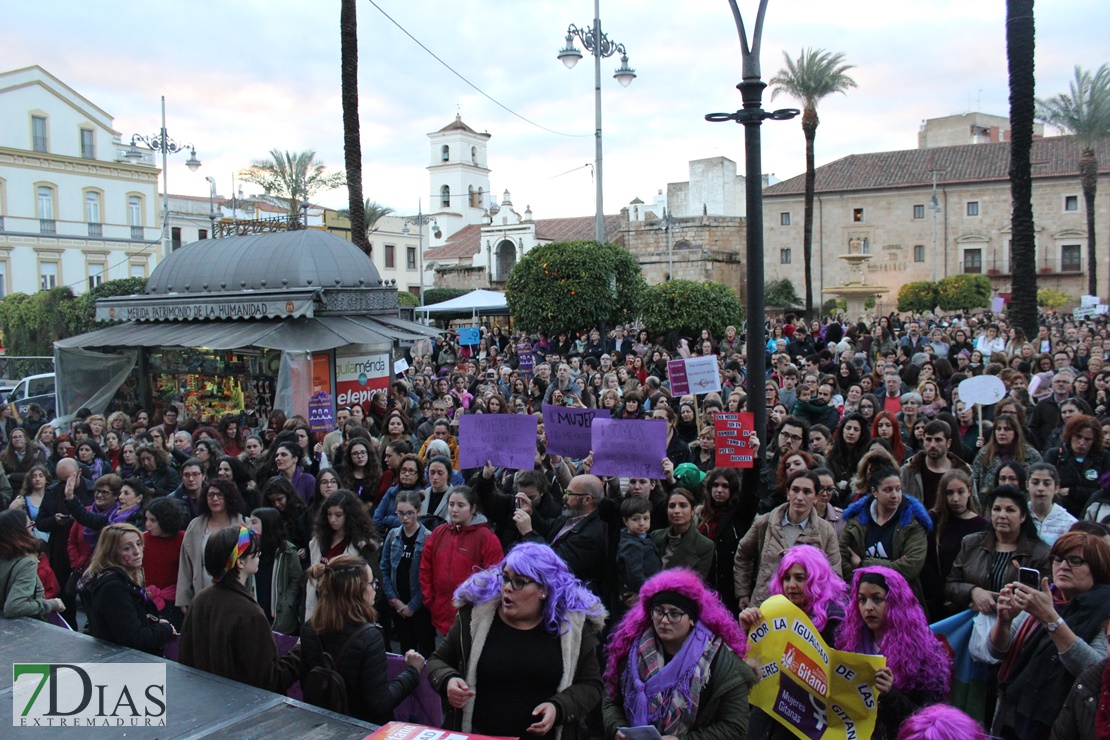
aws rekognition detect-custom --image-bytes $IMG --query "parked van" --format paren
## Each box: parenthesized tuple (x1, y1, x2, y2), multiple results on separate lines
(7, 372, 56, 420)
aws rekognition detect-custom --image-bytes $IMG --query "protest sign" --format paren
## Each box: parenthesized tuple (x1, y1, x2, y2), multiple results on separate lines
(991, 296, 1005, 313)
(747, 595, 884, 740)
(667, 355, 722, 395)
(307, 392, 335, 436)
(543, 404, 601, 458)
(366, 722, 508, 740)
(458, 327, 480, 346)
(714, 411, 755, 468)
(517, 344, 535, 376)
(590, 418, 667, 479)
(458, 413, 538, 470)
(394, 357, 409, 375)
(958, 375, 1006, 406)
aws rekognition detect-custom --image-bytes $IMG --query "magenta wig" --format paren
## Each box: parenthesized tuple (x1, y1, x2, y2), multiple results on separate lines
(603, 568, 745, 694)
(767, 544, 847, 633)
(895, 704, 987, 740)
(835, 566, 951, 698)
(452, 541, 604, 636)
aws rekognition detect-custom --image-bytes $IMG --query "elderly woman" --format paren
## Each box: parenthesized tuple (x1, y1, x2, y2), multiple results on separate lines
(427, 542, 606, 739)
(134, 445, 180, 498)
(603, 568, 756, 740)
(1045, 414, 1110, 519)
(988, 531, 1110, 738)
(836, 567, 952, 740)
(734, 469, 841, 610)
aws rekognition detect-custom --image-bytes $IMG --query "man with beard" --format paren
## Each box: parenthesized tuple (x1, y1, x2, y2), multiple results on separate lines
(900, 420, 970, 510)
(520, 474, 606, 595)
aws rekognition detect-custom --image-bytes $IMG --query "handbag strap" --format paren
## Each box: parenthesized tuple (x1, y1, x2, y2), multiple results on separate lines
(334, 622, 375, 667)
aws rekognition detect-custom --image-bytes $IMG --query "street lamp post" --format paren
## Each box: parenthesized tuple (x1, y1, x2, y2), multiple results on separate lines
(705, 0, 798, 448)
(660, 209, 679, 280)
(557, 0, 636, 245)
(125, 96, 201, 255)
(403, 200, 440, 310)
(204, 176, 218, 236)
(929, 171, 942, 281)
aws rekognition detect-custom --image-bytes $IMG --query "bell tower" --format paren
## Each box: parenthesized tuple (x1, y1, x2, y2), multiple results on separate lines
(427, 115, 491, 240)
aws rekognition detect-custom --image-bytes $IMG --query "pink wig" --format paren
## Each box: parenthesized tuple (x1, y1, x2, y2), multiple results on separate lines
(603, 568, 745, 694)
(767, 544, 847, 633)
(835, 566, 951, 698)
(895, 704, 987, 740)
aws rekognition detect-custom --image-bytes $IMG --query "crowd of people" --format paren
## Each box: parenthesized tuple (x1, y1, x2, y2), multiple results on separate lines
(1, 311, 1109, 739)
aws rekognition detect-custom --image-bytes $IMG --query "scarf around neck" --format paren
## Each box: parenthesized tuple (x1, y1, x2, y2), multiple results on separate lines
(622, 621, 721, 736)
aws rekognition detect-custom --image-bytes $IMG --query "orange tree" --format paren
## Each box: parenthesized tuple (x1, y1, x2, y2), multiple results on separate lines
(506, 241, 644, 334)
(639, 280, 743, 338)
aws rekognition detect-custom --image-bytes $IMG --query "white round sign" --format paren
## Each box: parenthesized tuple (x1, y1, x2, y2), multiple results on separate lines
(958, 375, 1007, 406)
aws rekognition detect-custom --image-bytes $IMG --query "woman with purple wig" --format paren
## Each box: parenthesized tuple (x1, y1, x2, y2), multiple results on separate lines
(426, 541, 606, 739)
(836, 566, 952, 740)
(603, 568, 756, 740)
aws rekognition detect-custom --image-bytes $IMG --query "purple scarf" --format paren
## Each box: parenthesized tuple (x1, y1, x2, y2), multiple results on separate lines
(622, 622, 721, 735)
(83, 502, 121, 549)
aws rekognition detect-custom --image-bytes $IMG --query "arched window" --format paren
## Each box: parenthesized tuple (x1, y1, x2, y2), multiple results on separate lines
(441, 145, 449, 162)
(469, 186, 478, 208)
(440, 185, 450, 208)
(496, 240, 517, 281)
(471, 146, 477, 164)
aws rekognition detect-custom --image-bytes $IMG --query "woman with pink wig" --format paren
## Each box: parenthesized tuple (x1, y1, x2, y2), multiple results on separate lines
(602, 568, 755, 739)
(739, 544, 847, 644)
(836, 566, 951, 740)
(895, 704, 987, 740)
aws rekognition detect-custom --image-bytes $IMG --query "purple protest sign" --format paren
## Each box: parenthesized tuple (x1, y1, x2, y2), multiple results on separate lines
(667, 358, 690, 395)
(517, 343, 534, 376)
(307, 391, 335, 436)
(542, 403, 601, 458)
(590, 418, 667, 479)
(458, 413, 539, 470)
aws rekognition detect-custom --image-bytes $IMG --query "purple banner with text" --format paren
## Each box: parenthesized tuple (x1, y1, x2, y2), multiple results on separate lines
(458, 413, 538, 470)
(542, 404, 602, 458)
(590, 418, 667, 479)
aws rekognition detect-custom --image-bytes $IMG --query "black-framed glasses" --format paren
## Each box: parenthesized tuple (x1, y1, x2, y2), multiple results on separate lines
(651, 607, 687, 623)
(206, 491, 225, 500)
(502, 573, 536, 591)
(565, 491, 589, 498)
(399, 467, 419, 475)
(779, 432, 803, 443)
(1052, 554, 1088, 568)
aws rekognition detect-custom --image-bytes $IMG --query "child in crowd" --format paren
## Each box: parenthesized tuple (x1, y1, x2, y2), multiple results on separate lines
(615, 497, 660, 612)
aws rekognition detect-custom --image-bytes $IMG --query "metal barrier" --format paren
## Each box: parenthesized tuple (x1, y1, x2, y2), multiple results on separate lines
(0, 356, 54, 381)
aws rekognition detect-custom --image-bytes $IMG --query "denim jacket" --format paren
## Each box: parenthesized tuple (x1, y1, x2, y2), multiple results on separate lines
(380, 524, 430, 613)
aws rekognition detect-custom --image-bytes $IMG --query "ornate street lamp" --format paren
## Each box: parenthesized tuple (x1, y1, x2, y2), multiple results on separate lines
(705, 0, 798, 448)
(125, 96, 201, 255)
(403, 200, 440, 309)
(557, 0, 635, 245)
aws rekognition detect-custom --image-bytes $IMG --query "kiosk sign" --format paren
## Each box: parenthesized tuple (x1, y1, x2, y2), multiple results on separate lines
(335, 350, 390, 409)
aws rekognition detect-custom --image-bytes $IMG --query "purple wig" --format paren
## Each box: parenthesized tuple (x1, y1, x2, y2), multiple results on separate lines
(452, 541, 604, 636)
(895, 704, 987, 740)
(835, 566, 951, 698)
(603, 568, 746, 694)
(767, 544, 847, 633)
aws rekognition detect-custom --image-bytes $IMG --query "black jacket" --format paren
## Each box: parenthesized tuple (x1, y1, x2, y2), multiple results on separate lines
(528, 510, 607, 593)
(138, 464, 181, 498)
(35, 476, 94, 580)
(79, 567, 173, 656)
(1043, 447, 1110, 519)
(299, 621, 420, 725)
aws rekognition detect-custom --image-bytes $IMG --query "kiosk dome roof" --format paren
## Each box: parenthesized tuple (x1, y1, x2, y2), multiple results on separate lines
(146, 229, 382, 294)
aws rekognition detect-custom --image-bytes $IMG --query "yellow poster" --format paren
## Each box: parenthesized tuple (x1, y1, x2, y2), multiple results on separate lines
(747, 595, 885, 740)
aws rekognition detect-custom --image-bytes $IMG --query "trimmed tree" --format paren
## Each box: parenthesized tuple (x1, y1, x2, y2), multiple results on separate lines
(897, 282, 938, 313)
(936, 274, 992, 311)
(639, 280, 744, 339)
(1037, 288, 1071, 309)
(765, 278, 803, 309)
(506, 241, 644, 335)
(397, 291, 419, 307)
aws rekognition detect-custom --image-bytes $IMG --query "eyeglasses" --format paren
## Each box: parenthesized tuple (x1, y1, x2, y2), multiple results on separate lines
(206, 491, 225, 500)
(565, 491, 590, 498)
(779, 432, 803, 443)
(94, 488, 113, 495)
(819, 486, 837, 495)
(397, 510, 417, 519)
(351, 449, 369, 457)
(651, 607, 687, 623)
(501, 573, 536, 591)
(1052, 554, 1088, 568)
(399, 467, 419, 475)
(182, 471, 203, 478)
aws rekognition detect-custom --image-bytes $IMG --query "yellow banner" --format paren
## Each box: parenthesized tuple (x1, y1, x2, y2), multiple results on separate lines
(747, 595, 885, 740)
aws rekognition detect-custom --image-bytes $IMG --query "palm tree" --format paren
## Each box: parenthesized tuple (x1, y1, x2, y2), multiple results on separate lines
(338, 199, 394, 236)
(239, 150, 345, 217)
(1037, 64, 1110, 296)
(769, 48, 857, 321)
(340, 0, 370, 255)
(1006, 0, 1038, 337)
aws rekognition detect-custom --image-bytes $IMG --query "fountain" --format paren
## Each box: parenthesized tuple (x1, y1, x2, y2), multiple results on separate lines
(822, 237, 889, 320)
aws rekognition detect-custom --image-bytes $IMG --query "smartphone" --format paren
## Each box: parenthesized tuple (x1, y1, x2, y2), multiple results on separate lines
(564, 395, 575, 406)
(1018, 567, 1040, 588)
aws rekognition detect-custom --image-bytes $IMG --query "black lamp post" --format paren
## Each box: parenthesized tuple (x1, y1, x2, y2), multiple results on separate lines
(705, 0, 798, 450)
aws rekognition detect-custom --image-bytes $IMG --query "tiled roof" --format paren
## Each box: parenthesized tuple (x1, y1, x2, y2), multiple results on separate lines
(434, 115, 489, 137)
(763, 135, 1110, 197)
(424, 214, 624, 262)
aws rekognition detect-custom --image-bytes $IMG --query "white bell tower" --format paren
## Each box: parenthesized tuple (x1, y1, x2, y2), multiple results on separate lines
(427, 115, 491, 240)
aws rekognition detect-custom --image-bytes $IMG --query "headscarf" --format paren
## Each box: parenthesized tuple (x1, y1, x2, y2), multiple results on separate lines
(212, 526, 253, 584)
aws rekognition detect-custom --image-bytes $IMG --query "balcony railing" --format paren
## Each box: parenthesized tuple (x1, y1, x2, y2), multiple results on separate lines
(131, 225, 145, 240)
(0, 215, 155, 242)
(87, 222, 102, 237)
(962, 255, 1084, 276)
(39, 219, 56, 235)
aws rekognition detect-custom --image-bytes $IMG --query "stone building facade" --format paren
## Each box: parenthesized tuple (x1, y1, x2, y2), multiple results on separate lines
(763, 134, 1110, 308)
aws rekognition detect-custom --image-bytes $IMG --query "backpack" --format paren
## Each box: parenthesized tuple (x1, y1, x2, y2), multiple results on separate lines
(302, 623, 374, 713)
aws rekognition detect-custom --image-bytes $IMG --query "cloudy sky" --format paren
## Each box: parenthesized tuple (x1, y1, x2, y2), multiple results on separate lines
(6, 0, 1107, 224)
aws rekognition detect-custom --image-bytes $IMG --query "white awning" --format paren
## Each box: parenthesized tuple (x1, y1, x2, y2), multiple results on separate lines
(414, 289, 508, 315)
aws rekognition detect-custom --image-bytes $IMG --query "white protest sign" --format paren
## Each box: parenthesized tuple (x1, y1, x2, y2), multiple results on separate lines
(958, 375, 1007, 406)
(394, 357, 409, 375)
(667, 355, 722, 395)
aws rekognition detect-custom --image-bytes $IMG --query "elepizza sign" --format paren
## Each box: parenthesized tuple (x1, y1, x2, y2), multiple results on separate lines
(334, 349, 390, 410)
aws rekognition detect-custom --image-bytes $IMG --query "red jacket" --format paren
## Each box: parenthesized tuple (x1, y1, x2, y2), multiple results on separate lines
(419, 520, 502, 634)
(67, 520, 93, 572)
